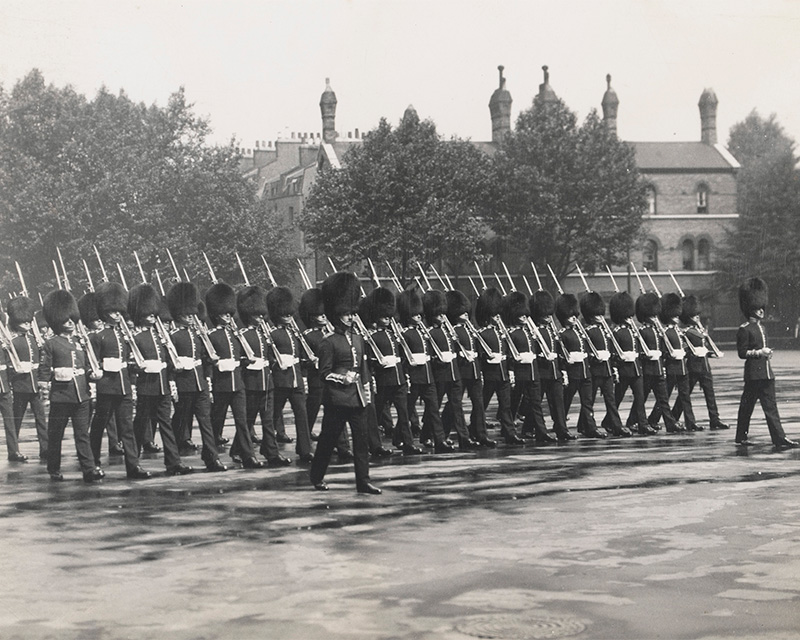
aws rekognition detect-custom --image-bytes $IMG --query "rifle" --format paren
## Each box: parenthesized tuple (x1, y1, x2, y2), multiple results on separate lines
(384, 261, 403, 292)
(56, 252, 101, 373)
(502, 262, 516, 294)
(15, 261, 44, 347)
(628, 263, 659, 359)
(297, 258, 314, 290)
(0, 317, 23, 371)
(548, 264, 599, 359)
(575, 265, 623, 358)
(111, 268, 148, 369)
(93, 245, 110, 282)
(135, 253, 180, 368)
(473, 261, 489, 290)
(668, 270, 722, 358)
(205, 252, 258, 361)
(642, 267, 683, 360)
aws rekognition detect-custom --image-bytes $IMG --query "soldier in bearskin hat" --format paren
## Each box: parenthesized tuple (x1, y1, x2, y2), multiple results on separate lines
(267, 285, 314, 463)
(580, 291, 630, 437)
(530, 289, 574, 441)
(648, 293, 701, 431)
(1, 306, 22, 463)
(7, 296, 48, 460)
(298, 287, 329, 442)
(205, 282, 264, 468)
(166, 281, 227, 472)
(398, 285, 454, 453)
(88, 282, 151, 479)
(635, 292, 684, 433)
(734, 278, 796, 447)
(236, 285, 291, 467)
(672, 295, 729, 430)
(128, 283, 193, 475)
(37, 290, 103, 482)
(309, 272, 380, 494)
(556, 293, 606, 439)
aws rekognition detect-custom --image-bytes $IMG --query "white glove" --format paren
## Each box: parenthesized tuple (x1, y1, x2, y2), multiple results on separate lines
(516, 352, 535, 364)
(595, 349, 611, 362)
(463, 349, 477, 362)
(53, 367, 75, 381)
(343, 371, 358, 385)
(247, 357, 267, 370)
(15, 361, 33, 374)
(487, 352, 503, 365)
(439, 351, 456, 363)
(694, 346, 709, 358)
(277, 353, 299, 370)
(621, 351, 638, 362)
(567, 352, 587, 364)
(545, 351, 558, 361)
(217, 358, 237, 372)
(410, 353, 428, 367)
(668, 348, 685, 360)
(143, 360, 165, 374)
(380, 355, 400, 368)
(102, 357, 123, 372)
(176, 356, 196, 371)
(647, 349, 662, 361)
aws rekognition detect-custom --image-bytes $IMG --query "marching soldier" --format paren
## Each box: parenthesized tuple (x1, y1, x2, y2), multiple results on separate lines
(205, 282, 264, 468)
(735, 277, 797, 448)
(672, 295, 729, 430)
(88, 282, 151, 479)
(166, 282, 227, 472)
(309, 272, 381, 494)
(7, 296, 49, 459)
(266, 286, 314, 463)
(128, 283, 193, 476)
(236, 285, 291, 467)
(38, 290, 103, 482)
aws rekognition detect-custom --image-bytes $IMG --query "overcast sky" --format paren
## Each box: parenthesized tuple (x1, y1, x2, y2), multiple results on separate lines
(1, 0, 799, 150)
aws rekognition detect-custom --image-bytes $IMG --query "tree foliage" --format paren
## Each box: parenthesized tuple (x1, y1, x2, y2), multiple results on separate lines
(0, 69, 295, 296)
(719, 110, 800, 320)
(301, 110, 493, 284)
(490, 96, 647, 280)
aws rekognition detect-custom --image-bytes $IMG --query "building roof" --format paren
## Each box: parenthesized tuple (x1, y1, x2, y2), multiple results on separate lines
(469, 141, 499, 157)
(628, 142, 739, 171)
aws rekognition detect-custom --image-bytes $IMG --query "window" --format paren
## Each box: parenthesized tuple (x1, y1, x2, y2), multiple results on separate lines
(682, 239, 695, 270)
(697, 239, 711, 270)
(646, 186, 657, 215)
(288, 206, 295, 223)
(643, 240, 658, 271)
(696, 183, 709, 213)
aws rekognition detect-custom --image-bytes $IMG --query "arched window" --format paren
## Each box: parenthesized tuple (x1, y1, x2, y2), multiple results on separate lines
(643, 239, 658, 271)
(646, 186, 657, 215)
(696, 183, 709, 213)
(682, 239, 695, 270)
(697, 239, 711, 270)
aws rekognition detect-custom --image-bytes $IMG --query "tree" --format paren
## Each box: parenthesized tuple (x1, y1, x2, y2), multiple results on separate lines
(301, 109, 493, 284)
(0, 69, 296, 296)
(490, 96, 647, 280)
(719, 110, 800, 321)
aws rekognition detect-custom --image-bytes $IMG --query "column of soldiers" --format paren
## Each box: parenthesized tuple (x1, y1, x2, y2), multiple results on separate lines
(1, 261, 796, 491)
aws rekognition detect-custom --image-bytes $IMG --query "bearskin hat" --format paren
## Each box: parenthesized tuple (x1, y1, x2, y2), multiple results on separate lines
(659, 292, 682, 322)
(237, 285, 268, 326)
(357, 294, 373, 327)
(555, 293, 579, 326)
(609, 292, 635, 325)
(196, 300, 208, 325)
(266, 286, 296, 322)
(680, 295, 700, 325)
(739, 277, 768, 318)
(501, 291, 528, 326)
(635, 292, 661, 323)
(367, 286, 396, 322)
(6, 296, 35, 330)
(321, 272, 361, 320)
(128, 283, 161, 326)
(423, 289, 448, 325)
(205, 282, 236, 322)
(43, 290, 80, 332)
(475, 287, 503, 327)
(397, 286, 424, 326)
(77, 292, 100, 326)
(298, 288, 325, 328)
(446, 289, 471, 324)
(166, 282, 199, 320)
(529, 289, 555, 322)
(579, 291, 605, 323)
(95, 282, 128, 320)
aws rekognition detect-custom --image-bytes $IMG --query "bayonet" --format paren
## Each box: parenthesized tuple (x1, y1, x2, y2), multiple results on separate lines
(473, 261, 488, 290)
(531, 262, 543, 291)
(202, 252, 218, 285)
(237, 253, 251, 287)
(260, 256, 278, 288)
(116, 263, 129, 291)
(546, 263, 564, 295)
(15, 262, 28, 297)
(606, 266, 620, 293)
(93, 245, 109, 282)
(56, 247, 71, 291)
(134, 251, 147, 284)
(502, 262, 516, 292)
(82, 259, 95, 292)
(166, 248, 182, 282)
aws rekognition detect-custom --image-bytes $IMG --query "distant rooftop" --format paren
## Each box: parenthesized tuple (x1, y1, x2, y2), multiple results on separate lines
(629, 141, 739, 170)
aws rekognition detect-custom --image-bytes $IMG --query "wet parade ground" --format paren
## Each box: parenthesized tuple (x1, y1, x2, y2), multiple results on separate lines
(1, 351, 800, 640)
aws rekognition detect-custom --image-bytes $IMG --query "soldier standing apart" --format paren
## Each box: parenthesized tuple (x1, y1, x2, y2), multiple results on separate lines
(310, 272, 381, 494)
(88, 282, 151, 479)
(38, 290, 103, 482)
(7, 296, 48, 460)
(735, 277, 797, 448)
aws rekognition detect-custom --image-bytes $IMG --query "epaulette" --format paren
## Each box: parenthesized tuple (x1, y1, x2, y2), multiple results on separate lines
(740, 321, 749, 328)
(169, 326, 183, 335)
(209, 326, 223, 334)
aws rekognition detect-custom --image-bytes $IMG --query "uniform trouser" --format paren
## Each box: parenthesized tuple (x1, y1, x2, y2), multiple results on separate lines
(376, 384, 413, 447)
(482, 379, 517, 438)
(564, 377, 598, 433)
(212, 389, 256, 460)
(12, 391, 48, 456)
(273, 386, 312, 456)
(306, 377, 323, 431)
(134, 394, 181, 469)
(172, 390, 220, 465)
(244, 390, 279, 460)
(642, 374, 680, 429)
(462, 378, 488, 441)
(310, 404, 370, 486)
(47, 400, 95, 475)
(736, 379, 786, 445)
(408, 383, 447, 445)
(433, 379, 470, 442)
(90, 394, 140, 472)
(1, 392, 19, 457)
(617, 375, 648, 429)
(365, 401, 385, 453)
(512, 379, 549, 438)
(593, 375, 623, 433)
(673, 369, 721, 426)
(539, 377, 569, 437)
(650, 374, 696, 427)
